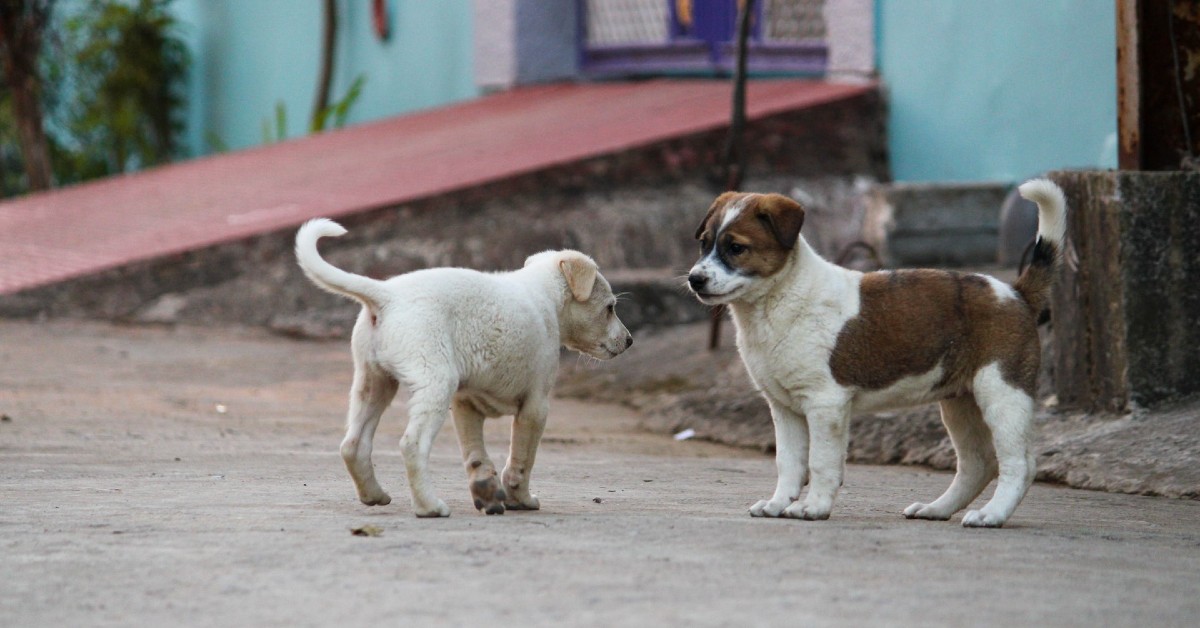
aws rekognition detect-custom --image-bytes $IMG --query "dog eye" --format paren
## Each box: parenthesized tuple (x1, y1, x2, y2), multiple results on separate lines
(606, 303, 615, 316)
(728, 242, 748, 256)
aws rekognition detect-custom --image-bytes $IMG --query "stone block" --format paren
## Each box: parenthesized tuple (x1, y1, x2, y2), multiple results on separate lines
(862, 182, 1008, 267)
(1050, 170, 1200, 411)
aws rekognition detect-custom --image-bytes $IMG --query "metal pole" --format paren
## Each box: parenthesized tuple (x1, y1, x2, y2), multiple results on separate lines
(710, 0, 756, 351)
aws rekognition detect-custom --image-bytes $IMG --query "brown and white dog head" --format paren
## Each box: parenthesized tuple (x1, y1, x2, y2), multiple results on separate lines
(687, 192, 806, 305)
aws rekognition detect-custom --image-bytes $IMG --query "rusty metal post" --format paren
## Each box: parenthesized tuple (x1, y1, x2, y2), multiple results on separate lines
(1117, 0, 1199, 171)
(1117, 0, 1142, 169)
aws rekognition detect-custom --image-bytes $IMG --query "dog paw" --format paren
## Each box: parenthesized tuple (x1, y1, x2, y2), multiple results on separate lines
(360, 492, 392, 507)
(749, 498, 790, 518)
(414, 499, 451, 518)
(470, 477, 507, 516)
(961, 509, 1004, 528)
(782, 500, 831, 521)
(903, 502, 951, 520)
(504, 493, 540, 511)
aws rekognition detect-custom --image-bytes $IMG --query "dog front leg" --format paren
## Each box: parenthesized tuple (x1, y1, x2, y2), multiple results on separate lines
(452, 397, 506, 515)
(750, 398, 809, 517)
(501, 398, 548, 511)
(783, 403, 850, 521)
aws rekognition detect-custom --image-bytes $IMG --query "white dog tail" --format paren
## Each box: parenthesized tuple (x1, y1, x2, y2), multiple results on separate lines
(295, 218, 389, 310)
(1012, 178, 1067, 318)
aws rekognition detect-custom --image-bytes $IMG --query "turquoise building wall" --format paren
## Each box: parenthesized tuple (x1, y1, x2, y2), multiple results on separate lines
(877, 0, 1118, 182)
(86, 0, 1115, 183)
(171, 0, 478, 156)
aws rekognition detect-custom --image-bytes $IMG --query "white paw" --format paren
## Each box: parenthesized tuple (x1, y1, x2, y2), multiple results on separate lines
(782, 499, 831, 521)
(748, 498, 790, 518)
(505, 493, 540, 511)
(360, 491, 392, 506)
(961, 509, 1004, 528)
(903, 502, 950, 520)
(414, 499, 450, 518)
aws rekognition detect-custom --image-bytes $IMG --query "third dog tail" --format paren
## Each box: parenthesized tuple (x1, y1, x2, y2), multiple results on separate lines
(295, 218, 390, 312)
(1012, 178, 1067, 318)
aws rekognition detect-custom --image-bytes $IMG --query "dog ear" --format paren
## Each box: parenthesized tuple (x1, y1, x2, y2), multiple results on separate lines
(755, 194, 805, 249)
(559, 253, 597, 302)
(695, 192, 740, 240)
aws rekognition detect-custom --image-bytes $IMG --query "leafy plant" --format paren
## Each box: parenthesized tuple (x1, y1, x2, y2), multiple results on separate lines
(0, 0, 56, 192)
(311, 74, 365, 133)
(261, 101, 288, 145)
(250, 74, 366, 147)
(61, 0, 189, 176)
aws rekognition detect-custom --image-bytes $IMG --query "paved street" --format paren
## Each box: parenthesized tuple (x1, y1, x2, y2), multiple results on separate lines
(2, 321, 1198, 627)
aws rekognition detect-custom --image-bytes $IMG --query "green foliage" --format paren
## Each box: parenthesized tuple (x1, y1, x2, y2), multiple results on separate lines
(261, 101, 288, 145)
(0, 93, 27, 196)
(311, 74, 365, 134)
(245, 74, 366, 149)
(0, 0, 190, 194)
(60, 0, 189, 176)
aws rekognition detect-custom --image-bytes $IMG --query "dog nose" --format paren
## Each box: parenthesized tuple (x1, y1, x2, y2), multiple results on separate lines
(688, 273, 708, 291)
(625, 335, 634, 349)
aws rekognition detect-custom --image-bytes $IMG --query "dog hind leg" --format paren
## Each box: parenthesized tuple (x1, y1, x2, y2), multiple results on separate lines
(340, 365, 399, 506)
(750, 398, 809, 517)
(452, 396, 506, 515)
(962, 364, 1036, 528)
(904, 394, 997, 520)
(502, 397, 548, 511)
(398, 377, 455, 518)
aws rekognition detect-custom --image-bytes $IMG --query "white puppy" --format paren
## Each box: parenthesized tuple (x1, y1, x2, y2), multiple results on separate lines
(687, 180, 1066, 527)
(296, 219, 632, 517)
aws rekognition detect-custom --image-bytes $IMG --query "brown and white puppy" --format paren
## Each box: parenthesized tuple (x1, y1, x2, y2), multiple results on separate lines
(687, 180, 1066, 527)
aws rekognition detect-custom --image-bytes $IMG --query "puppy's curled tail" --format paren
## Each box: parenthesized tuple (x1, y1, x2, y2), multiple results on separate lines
(295, 218, 389, 311)
(1012, 178, 1067, 318)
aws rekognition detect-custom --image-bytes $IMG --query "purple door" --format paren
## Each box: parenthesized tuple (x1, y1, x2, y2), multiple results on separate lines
(579, 0, 828, 77)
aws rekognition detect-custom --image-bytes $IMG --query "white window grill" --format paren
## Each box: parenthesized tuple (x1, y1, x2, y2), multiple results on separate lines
(584, 0, 826, 45)
(585, 0, 669, 46)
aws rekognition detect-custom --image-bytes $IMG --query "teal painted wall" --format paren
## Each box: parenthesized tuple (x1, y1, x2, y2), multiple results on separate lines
(877, 0, 1117, 182)
(172, 0, 478, 156)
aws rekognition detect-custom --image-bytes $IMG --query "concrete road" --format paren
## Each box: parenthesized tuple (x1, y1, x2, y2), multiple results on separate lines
(2, 321, 1198, 627)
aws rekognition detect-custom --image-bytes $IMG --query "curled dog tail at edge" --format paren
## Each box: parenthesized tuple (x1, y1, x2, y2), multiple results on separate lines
(1012, 178, 1067, 319)
(295, 218, 389, 312)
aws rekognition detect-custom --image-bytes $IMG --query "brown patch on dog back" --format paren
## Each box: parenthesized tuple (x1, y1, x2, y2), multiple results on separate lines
(830, 270, 1042, 397)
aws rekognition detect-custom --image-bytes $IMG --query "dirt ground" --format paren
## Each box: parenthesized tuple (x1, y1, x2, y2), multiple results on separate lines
(2, 321, 1199, 627)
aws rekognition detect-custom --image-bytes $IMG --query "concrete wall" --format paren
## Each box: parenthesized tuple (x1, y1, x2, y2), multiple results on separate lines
(473, 0, 518, 90)
(877, 0, 1118, 182)
(1050, 171, 1200, 411)
(171, 0, 478, 156)
(474, 0, 578, 91)
(0, 89, 887, 329)
(824, 0, 874, 78)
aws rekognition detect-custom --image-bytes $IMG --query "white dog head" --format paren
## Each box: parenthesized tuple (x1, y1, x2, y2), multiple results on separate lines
(527, 251, 633, 360)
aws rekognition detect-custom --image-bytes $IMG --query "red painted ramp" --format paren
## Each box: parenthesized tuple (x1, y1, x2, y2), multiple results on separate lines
(0, 79, 872, 295)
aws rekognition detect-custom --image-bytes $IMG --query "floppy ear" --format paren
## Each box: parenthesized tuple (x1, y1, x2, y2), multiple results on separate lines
(694, 192, 740, 239)
(755, 194, 805, 249)
(559, 254, 598, 302)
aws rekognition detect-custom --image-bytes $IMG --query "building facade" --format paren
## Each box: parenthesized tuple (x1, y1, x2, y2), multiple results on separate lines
(171, 0, 1117, 183)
